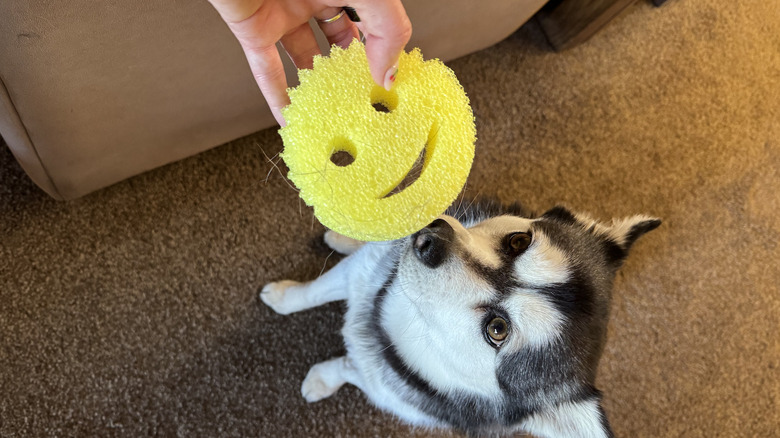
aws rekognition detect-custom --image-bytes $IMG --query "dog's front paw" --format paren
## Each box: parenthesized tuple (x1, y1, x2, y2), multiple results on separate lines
(260, 280, 301, 315)
(301, 361, 343, 403)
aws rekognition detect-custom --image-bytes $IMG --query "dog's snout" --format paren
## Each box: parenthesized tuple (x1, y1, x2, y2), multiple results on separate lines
(412, 218, 454, 268)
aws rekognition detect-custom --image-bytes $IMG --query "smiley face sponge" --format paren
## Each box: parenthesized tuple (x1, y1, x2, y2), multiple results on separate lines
(280, 40, 476, 241)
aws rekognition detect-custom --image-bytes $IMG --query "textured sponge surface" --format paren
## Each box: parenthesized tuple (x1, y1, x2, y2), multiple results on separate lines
(280, 40, 475, 241)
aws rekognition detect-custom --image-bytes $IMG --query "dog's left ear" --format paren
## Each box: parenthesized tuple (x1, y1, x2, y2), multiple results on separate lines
(603, 215, 661, 251)
(588, 214, 662, 265)
(542, 206, 661, 264)
(521, 395, 614, 438)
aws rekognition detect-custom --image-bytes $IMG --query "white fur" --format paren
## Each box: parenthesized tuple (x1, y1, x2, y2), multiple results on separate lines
(521, 398, 609, 438)
(381, 270, 503, 397)
(515, 231, 571, 286)
(301, 356, 361, 402)
(503, 290, 565, 348)
(259, 280, 304, 315)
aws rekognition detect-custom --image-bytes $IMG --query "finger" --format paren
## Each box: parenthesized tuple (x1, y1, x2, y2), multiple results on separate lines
(314, 7, 360, 50)
(279, 22, 322, 70)
(207, 0, 264, 22)
(343, 0, 412, 89)
(212, 4, 309, 126)
(243, 43, 290, 126)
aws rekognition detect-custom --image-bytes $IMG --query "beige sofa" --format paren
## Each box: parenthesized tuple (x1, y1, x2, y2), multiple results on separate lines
(0, 0, 547, 200)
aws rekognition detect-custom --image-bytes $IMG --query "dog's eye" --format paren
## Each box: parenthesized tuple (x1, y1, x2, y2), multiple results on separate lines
(505, 232, 532, 255)
(486, 317, 509, 347)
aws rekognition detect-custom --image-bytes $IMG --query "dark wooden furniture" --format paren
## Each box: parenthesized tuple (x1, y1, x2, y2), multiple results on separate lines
(536, 0, 644, 50)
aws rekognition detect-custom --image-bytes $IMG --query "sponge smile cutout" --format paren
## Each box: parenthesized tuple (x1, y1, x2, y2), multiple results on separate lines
(380, 125, 435, 199)
(280, 40, 476, 241)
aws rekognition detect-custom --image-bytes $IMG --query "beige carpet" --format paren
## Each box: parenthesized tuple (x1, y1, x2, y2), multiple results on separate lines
(2, 0, 778, 436)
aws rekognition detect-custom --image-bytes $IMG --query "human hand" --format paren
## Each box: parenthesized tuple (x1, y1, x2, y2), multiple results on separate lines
(208, 0, 412, 126)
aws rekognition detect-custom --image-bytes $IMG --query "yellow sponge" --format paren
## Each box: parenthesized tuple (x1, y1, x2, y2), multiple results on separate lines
(280, 40, 475, 241)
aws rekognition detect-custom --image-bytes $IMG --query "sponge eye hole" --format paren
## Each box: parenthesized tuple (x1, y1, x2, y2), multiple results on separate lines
(328, 137, 358, 167)
(370, 86, 398, 114)
(372, 102, 391, 113)
(330, 150, 355, 167)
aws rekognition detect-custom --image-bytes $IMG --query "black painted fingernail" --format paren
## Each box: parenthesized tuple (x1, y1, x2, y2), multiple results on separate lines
(342, 7, 360, 22)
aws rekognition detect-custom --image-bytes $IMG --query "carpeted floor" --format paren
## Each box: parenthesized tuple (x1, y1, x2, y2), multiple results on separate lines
(2, 0, 778, 436)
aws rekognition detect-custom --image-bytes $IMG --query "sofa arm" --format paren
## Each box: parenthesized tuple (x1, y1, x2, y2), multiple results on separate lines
(1, 75, 62, 198)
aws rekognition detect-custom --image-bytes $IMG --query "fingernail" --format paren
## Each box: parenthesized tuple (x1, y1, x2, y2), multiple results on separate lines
(273, 107, 287, 127)
(383, 65, 398, 91)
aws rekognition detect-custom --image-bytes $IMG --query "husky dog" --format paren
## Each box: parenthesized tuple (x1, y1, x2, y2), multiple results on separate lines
(261, 199, 660, 437)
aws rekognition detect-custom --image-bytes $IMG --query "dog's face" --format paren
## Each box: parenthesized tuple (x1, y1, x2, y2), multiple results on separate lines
(389, 200, 660, 433)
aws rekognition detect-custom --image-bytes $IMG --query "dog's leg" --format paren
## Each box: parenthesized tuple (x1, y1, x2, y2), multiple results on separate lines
(261, 251, 356, 314)
(323, 230, 364, 255)
(301, 356, 363, 402)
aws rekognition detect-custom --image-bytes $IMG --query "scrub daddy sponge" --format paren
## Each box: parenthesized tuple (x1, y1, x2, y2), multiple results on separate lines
(280, 40, 475, 241)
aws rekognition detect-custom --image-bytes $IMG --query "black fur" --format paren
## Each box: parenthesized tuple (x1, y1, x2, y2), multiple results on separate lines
(462, 251, 522, 295)
(602, 238, 628, 265)
(624, 219, 662, 252)
(538, 271, 598, 319)
(541, 205, 579, 225)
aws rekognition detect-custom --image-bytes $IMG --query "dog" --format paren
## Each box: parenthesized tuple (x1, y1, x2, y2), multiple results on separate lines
(261, 198, 660, 437)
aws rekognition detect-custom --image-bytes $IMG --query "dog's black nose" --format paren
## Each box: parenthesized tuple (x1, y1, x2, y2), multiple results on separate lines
(412, 218, 454, 268)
